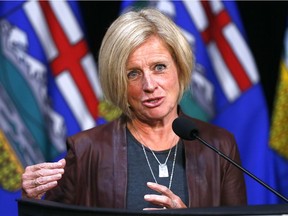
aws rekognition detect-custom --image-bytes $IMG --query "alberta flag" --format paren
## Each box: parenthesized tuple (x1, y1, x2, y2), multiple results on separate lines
(0, 1, 104, 215)
(121, 0, 280, 205)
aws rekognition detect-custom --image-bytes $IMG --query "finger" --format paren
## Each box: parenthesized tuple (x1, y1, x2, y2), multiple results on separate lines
(25, 159, 66, 173)
(35, 168, 65, 178)
(22, 159, 65, 180)
(147, 182, 173, 197)
(36, 192, 46, 200)
(144, 194, 168, 206)
(22, 168, 64, 182)
(143, 207, 167, 210)
(145, 194, 183, 209)
(37, 172, 63, 185)
(24, 173, 63, 189)
(22, 171, 63, 199)
(24, 180, 58, 199)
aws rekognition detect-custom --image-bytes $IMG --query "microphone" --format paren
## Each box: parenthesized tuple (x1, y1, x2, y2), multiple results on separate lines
(172, 117, 288, 203)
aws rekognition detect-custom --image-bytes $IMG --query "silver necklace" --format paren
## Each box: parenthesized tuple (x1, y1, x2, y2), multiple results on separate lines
(150, 146, 172, 177)
(142, 143, 178, 189)
(132, 126, 175, 177)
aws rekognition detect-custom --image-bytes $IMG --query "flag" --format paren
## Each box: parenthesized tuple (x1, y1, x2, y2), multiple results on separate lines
(269, 19, 288, 202)
(121, 0, 280, 205)
(0, 1, 105, 215)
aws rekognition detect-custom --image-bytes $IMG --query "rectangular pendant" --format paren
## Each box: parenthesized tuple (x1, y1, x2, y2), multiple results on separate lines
(159, 164, 169, 178)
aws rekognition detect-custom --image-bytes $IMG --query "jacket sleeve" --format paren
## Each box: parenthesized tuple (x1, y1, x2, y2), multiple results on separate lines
(45, 138, 77, 204)
(219, 132, 247, 206)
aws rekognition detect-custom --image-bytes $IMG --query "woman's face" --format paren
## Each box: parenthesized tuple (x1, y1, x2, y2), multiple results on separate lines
(126, 35, 180, 122)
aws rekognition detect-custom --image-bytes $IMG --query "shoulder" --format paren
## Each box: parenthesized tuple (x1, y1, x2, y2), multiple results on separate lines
(179, 113, 237, 152)
(180, 112, 233, 138)
(66, 117, 127, 153)
(72, 116, 125, 139)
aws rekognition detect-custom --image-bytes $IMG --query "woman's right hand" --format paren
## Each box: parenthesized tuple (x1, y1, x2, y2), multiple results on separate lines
(21, 158, 66, 199)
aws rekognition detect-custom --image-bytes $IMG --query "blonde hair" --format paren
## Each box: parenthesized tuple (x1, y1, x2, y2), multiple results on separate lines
(99, 8, 194, 119)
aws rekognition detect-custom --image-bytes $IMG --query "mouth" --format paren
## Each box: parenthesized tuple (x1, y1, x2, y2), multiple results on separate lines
(142, 97, 164, 107)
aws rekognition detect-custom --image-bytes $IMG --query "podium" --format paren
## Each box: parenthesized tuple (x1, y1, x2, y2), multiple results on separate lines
(18, 198, 288, 216)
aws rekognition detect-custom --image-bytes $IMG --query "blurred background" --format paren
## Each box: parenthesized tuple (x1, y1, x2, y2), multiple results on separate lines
(1, 1, 288, 215)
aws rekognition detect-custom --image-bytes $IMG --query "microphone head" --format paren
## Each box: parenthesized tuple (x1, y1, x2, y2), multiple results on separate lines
(172, 117, 199, 140)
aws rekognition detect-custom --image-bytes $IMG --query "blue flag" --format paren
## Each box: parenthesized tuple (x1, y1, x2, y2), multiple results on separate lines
(121, 0, 280, 205)
(0, 1, 105, 214)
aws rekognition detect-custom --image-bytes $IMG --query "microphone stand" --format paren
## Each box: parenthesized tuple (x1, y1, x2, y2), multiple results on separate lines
(193, 133, 288, 203)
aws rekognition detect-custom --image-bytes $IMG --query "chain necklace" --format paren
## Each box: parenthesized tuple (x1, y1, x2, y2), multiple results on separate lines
(150, 145, 172, 177)
(131, 125, 176, 177)
(130, 124, 178, 188)
(142, 143, 178, 189)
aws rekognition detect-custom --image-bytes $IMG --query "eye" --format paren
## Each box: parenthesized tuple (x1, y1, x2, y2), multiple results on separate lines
(155, 64, 166, 72)
(127, 70, 141, 80)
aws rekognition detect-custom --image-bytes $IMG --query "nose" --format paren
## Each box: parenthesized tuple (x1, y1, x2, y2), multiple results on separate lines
(142, 73, 157, 92)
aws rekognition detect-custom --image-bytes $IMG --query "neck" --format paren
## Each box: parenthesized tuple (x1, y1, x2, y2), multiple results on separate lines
(127, 118, 179, 151)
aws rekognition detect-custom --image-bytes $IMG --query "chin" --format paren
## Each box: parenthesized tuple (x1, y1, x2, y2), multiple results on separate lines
(145, 112, 168, 121)
(141, 106, 176, 121)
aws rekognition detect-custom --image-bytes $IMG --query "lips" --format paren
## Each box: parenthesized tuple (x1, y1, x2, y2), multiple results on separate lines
(142, 97, 164, 107)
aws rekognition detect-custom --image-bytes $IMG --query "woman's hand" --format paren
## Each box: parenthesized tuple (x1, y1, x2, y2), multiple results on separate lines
(143, 182, 187, 210)
(21, 159, 66, 199)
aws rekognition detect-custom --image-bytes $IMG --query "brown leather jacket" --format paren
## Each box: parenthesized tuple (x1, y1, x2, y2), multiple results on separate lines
(46, 113, 247, 208)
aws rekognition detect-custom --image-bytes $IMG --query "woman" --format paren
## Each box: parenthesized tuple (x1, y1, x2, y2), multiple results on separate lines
(21, 8, 247, 210)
